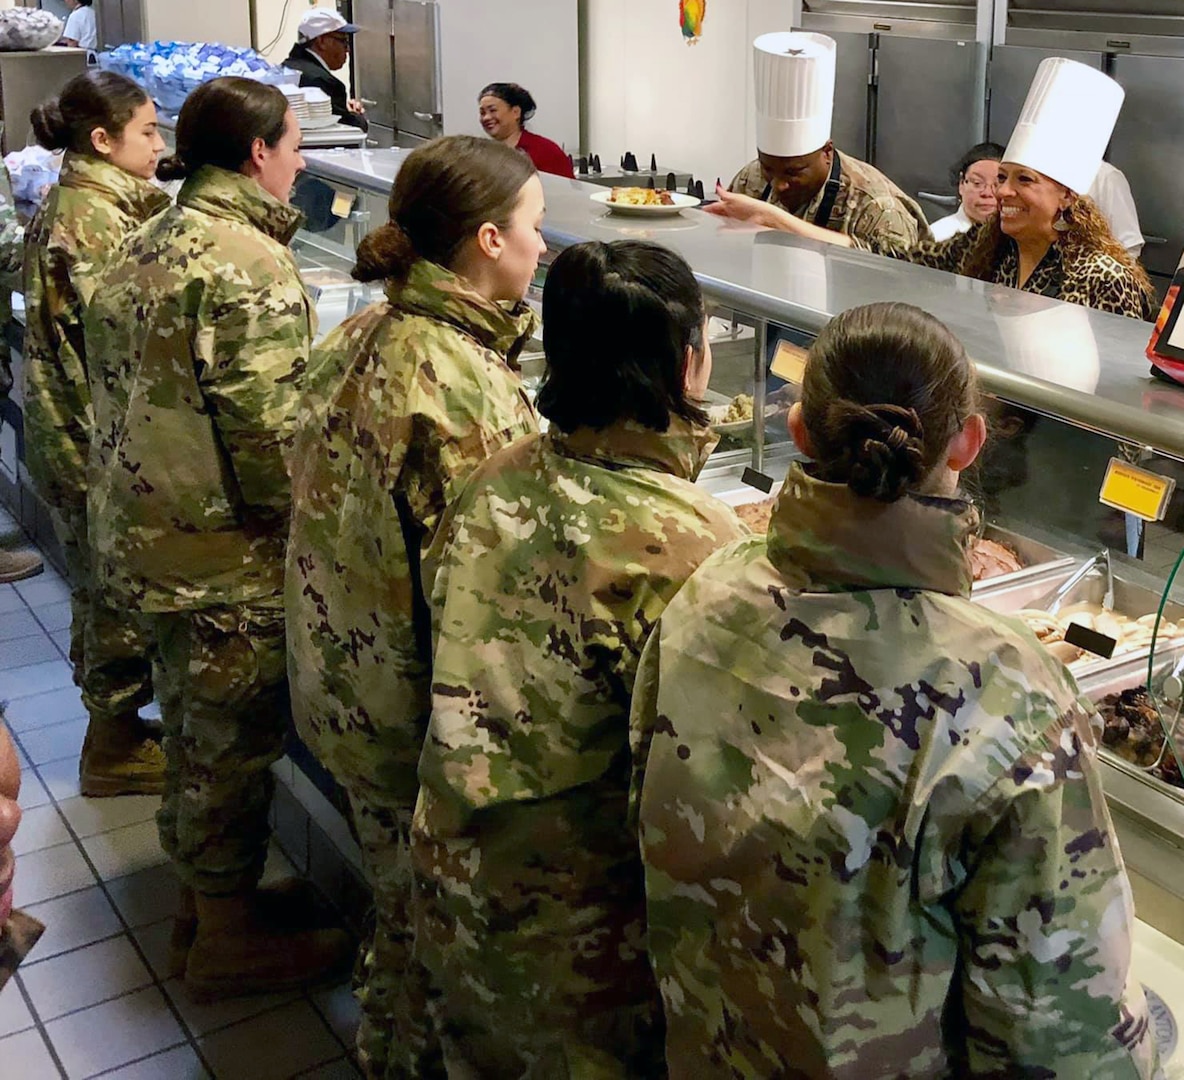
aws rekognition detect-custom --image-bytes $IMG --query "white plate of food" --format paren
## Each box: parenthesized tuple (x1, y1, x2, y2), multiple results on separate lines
(591, 187, 701, 216)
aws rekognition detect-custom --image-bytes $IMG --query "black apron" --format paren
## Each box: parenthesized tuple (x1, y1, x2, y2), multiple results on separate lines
(761, 152, 843, 227)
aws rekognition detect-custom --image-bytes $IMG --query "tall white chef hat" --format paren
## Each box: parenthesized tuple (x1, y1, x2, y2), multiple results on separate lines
(1003, 58, 1125, 194)
(753, 32, 836, 159)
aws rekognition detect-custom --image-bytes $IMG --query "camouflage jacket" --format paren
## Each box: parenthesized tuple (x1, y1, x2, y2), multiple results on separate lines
(411, 421, 744, 1027)
(633, 462, 1157, 1080)
(852, 222, 1155, 320)
(285, 260, 538, 805)
(86, 165, 312, 611)
(23, 154, 170, 510)
(730, 150, 931, 249)
(0, 162, 24, 401)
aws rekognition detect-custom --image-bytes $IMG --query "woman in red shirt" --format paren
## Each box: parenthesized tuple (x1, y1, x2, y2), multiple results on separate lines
(478, 82, 574, 179)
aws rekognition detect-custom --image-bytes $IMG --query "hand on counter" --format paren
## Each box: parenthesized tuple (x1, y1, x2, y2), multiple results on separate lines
(705, 184, 853, 249)
(347, 99, 366, 116)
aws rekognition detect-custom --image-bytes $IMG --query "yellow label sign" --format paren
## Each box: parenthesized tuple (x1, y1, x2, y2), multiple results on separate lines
(770, 340, 808, 385)
(1099, 458, 1176, 522)
(331, 190, 355, 219)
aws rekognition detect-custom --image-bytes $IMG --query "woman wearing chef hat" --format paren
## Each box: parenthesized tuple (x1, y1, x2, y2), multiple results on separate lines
(714, 57, 1156, 320)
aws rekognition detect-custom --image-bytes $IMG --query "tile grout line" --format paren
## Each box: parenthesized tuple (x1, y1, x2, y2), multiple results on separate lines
(83, 1038, 191, 1080)
(11, 973, 70, 1079)
(17, 745, 220, 1080)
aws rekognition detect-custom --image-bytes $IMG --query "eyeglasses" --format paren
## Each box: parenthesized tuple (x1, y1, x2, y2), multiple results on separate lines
(960, 177, 997, 191)
(326, 34, 351, 46)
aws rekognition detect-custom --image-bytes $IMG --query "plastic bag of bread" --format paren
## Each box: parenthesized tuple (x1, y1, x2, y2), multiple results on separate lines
(0, 9, 64, 52)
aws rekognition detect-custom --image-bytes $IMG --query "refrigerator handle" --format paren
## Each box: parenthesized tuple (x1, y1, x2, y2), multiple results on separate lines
(431, 0, 443, 117)
(918, 192, 960, 208)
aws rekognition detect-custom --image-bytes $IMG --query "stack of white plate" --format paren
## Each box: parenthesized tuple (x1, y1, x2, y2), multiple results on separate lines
(280, 84, 311, 124)
(301, 88, 337, 129)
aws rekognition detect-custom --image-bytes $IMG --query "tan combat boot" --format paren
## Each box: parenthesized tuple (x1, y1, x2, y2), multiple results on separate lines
(0, 548, 43, 584)
(184, 891, 353, 1003)
(168, 878, 337, 977)
(79, 715, 166, 797)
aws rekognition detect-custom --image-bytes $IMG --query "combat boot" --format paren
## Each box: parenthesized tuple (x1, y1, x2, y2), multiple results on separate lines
(0, 548, 43, 584)
(79, 715, 166, 797)
(168, 878, 338, 977)
(184, 891, 353, 1003)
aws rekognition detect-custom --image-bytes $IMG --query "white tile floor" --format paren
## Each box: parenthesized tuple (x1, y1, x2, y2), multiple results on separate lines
(1, 559, 362, 1079)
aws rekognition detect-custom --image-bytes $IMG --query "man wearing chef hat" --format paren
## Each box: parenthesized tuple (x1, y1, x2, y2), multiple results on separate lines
(284, 9, 369, 132)
(727, 32, 930, 248)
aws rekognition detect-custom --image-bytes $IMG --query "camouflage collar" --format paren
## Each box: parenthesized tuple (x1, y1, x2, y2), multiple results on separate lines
(767, 462, 978, 596)
(386, 260, 538, 357)
(58, 153, 170, 223)
(548, 417, 719, 481)
(178, 166, 304, 245)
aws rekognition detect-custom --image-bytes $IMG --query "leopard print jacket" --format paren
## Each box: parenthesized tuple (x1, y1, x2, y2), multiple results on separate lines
(854, 222, 1155, 321)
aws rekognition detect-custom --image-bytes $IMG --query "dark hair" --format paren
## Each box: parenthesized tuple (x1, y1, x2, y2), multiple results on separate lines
(156, 77, 288, 182)
(353, 134, 536, 284)
(537, 240, 709, 434)
(948, 142, 1005, 187)
(478, 82, 537, 128)
(802, 303, 978, 502)
(30, 71, 148, 156)
(74, 0, 94, 6)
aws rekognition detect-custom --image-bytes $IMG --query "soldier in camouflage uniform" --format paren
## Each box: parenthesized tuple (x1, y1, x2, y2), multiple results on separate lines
(632, 303, 1158, 1079)
(286, 135, 544, 1079)
(23, 72, 170, 793)
(0, 158, 44, 585)
(86, 77, 350, 1000)
(411, 240, 744, 1078)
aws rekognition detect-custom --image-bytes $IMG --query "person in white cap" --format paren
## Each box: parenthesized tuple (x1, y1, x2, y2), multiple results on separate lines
(724, 32, 930, 249)
(284, 9, 368, 132)
(715, 57, 1155, 321)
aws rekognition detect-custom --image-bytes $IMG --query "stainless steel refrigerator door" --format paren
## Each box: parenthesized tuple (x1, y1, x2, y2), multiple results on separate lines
(353, 0, 396, 131)
(873, 35, 984, 213)
(1109, 53, 1184, 280)
(95, 0, 143, 47)
(827, 31, 872, 162)
(987, 45, 1103, 147)
(393, 0, 442, 140)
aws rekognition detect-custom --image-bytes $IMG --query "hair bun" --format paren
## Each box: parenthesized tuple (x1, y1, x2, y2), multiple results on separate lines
(827, 401, 926, 502)
(29, 98, 69, 152)
(353, 219, 417, 283)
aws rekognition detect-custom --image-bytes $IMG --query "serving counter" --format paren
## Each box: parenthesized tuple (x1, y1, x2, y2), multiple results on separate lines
(293, 151, 1184, 1005)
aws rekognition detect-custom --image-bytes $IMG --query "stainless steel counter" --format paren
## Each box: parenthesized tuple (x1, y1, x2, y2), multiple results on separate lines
(302, 146, 1184, 462)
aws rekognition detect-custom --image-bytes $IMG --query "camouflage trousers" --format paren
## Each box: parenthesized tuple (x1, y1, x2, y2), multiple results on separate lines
(154, 602, 288, 896)
(411, 785, 667, 1080)
(0, 911, 45, 993)
(50, 507, 154, 725)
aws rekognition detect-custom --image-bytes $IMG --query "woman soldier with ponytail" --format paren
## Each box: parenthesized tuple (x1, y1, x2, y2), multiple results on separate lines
(24, 71, 168, 797)
(285, 134, 545, 1079)
(85, 76, 351, 1003)
(633, 303, 1158, 1079)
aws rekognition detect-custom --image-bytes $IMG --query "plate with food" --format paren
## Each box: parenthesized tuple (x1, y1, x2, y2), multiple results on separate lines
(591, 187, 701, 216)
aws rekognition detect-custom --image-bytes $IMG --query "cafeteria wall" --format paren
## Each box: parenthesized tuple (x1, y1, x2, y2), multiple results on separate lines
(582, 0, 784, 185)
(254, 0, 339, 61)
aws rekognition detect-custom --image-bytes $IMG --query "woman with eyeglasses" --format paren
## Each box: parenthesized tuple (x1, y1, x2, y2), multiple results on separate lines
(929, 142, 1003, 242)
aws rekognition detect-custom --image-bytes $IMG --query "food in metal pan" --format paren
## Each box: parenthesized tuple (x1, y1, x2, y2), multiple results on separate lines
(1097, 685, 1182, 788)
(722, 393, 754, 424)
(608, 187, 675, 206)
(1016, 605, 1182, 668)
(735, 497, 775, 534)
(970, 537, 1024, 582)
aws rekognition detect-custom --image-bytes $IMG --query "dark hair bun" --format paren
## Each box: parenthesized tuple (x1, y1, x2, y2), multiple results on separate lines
(155, 154, 188, 182)
(826, 401, 926, 502)
(353, 220, 417, 283)
(29, 98, 69, 151)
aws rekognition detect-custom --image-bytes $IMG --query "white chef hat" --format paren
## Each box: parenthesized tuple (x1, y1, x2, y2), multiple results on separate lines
(1003, 58, 1124, 194)
(992, 299, 1100, 396)
(753, 32, 836, 159)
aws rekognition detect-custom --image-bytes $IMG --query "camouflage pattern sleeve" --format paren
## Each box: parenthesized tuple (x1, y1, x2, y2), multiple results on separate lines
(728, 160, 767, 199)
(846, 196, 923, 249)
(0, 164, 21, 285)
(196, 268, 313, 519)
(949, 700, 1158, 1078)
